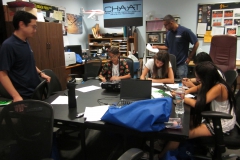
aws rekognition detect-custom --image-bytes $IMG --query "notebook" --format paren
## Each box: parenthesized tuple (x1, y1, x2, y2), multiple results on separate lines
(117, 79, 152, 106)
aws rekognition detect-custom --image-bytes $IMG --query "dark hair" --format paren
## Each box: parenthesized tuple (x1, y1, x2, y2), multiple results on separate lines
(107, 47, 119, 55)
(152, 50, 169, 78)
(13, 11, 37, 30)
(193, 52, 213, 64)
(193, 61, 235, 127)
(163, 14, 176, 23)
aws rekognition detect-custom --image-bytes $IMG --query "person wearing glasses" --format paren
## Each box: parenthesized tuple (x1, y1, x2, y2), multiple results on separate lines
(153, 14, 199, 79)
(99, 47, 131, 82)
(0, 11, 50, 104)
(140, 50, 174, 83)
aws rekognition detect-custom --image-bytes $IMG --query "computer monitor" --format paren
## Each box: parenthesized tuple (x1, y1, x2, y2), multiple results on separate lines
(65, 45, 82, 58)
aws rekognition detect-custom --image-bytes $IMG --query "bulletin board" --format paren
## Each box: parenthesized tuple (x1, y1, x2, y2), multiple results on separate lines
(196, 2, 240, 42)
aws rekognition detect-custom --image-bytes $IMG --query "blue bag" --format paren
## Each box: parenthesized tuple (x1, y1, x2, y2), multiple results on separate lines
(75, 54, 82, 64)
(101, 97, 172, 132)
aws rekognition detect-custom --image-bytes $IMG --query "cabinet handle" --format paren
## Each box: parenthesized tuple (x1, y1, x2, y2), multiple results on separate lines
(48, 43, 51, 49)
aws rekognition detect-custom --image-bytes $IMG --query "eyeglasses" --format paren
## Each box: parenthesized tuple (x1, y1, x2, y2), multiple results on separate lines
(108, 55, 118, 59)
(28, 24, 37, 30)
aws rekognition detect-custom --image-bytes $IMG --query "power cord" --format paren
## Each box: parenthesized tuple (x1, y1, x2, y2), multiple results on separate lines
(97, 96, 119, 106)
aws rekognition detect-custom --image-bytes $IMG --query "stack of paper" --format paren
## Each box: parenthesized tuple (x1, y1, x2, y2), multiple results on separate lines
(76, 85, 101, 92)
(146, 43, 159, 53)
(84, 105, 109, 121)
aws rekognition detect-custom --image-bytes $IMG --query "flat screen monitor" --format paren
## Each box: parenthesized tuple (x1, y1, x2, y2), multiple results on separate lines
(65, 45, 82, 58)
(103, 0, 143, 28)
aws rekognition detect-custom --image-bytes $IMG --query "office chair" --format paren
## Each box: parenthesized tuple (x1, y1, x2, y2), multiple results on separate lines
(169, 54, 181, 82)
(42, 69, 62, 98)
(118, 148, 144, 160)
(192, 91, 240, 160)
(209, 35, 237, 73)
(83, 56, 102, 81)
(0, 100, 54, 160)
(120, 56, 134, 78)
(31, 79, 47, 100)
(224, 70, 238, 94)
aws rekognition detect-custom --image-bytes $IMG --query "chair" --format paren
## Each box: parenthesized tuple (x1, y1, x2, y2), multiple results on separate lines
(192, 91, 240, 160)
(224, 70, 238, 94)
(0, 100, 54, 160)
(83, 56, 102, 81)
(169, 54, 181, 82)
(42, 69, 62, 98)
(209, 35, 237, 73)
(118, 148, 144, 160)
(121, 56, 134, 78)
(31, 79, 47, 100)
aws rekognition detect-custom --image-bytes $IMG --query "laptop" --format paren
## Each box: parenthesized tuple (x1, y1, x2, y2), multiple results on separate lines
(117, 79, 152, 106)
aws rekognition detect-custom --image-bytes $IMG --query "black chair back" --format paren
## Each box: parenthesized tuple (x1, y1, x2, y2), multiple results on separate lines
(120, 56, 134, 78)
(42, 69, 62, 98)
(224, 70, 238, 93)
(31, 80, 47, 100)
(0, 100, 53, 160)
(169, 54, 180, 82)
(84, 57, 102, 81)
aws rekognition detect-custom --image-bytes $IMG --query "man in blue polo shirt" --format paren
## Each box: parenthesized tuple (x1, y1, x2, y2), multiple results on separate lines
(153, 14, 199, 79)
(0, 11, 50, 104)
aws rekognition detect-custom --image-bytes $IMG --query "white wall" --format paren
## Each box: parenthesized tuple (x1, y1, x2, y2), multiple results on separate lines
(4, 0, 240, 58)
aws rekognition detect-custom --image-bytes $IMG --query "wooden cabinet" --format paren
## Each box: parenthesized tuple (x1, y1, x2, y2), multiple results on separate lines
(88, 33, 138, 56)
(6, 22, 66, 89)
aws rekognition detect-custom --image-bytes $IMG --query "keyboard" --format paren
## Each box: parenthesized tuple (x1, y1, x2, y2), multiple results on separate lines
(116, 99, 134, 107)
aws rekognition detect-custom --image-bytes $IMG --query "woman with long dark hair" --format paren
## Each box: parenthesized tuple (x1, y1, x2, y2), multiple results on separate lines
(140, 50, 174, 83)
(157, 61, 236, 159)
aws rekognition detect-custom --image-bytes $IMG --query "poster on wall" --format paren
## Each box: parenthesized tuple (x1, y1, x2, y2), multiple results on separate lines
(66, 13, 82, 34)
(197, 2, 240, 40)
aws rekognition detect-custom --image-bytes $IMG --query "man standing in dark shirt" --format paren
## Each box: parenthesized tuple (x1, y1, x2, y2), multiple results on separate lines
(0, 11, 50, 103)
(153, 14, 199, 79)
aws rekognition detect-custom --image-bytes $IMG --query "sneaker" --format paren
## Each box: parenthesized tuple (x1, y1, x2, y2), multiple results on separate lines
(146, 139, 164, 152)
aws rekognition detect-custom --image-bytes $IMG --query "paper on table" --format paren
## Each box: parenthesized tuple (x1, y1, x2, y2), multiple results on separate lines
(51, 96, 78, 104)
(166, 84, 179, 89)
(76, 85, 101, 92)
(146, 43, 159, 53)
(84, 105, 109, 121)
(185, 94, 195, 98)
(152, 82, 163, 86)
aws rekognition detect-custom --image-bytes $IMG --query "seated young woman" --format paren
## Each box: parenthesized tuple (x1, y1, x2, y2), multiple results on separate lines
(99, 47, 131, 82)
(158, 61, 236, 159)
(182, 52, 225, 88)
(140, 50, 174, 83)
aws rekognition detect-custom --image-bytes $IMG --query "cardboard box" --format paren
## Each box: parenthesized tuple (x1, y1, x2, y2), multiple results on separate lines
(16, 7, 37, 17)
(3, 5, 37, 21)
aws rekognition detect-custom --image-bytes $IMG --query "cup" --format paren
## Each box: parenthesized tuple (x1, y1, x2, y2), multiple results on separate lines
(175, 88, 185, 114)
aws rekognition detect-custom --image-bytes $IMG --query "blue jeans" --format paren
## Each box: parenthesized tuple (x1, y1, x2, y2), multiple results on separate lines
(176, 63, 188, 79)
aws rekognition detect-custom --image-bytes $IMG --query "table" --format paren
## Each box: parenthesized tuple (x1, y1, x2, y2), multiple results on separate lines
(45, 80, 190, 160)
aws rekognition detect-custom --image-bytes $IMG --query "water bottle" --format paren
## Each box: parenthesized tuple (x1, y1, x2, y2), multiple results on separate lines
(175, 88, 185, 114)
(67, 82, 77, 108)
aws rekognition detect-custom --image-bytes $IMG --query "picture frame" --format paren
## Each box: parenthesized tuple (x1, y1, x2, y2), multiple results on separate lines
(148, 51, 156, 57)
(148, 33, 160, 43)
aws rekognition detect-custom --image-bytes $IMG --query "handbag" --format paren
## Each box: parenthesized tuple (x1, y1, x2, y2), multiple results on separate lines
(101, 97, 172, 132)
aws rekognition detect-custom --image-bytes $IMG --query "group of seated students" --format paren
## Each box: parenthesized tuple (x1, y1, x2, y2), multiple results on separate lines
(98, 47, 236, 158)
(99, 47, 174, 83)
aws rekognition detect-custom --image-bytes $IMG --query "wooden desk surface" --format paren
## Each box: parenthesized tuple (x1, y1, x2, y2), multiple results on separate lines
(65, 59, 109, 70)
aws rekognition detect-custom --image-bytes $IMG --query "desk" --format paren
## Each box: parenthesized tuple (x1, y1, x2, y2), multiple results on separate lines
(45, 80, 190, 160)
